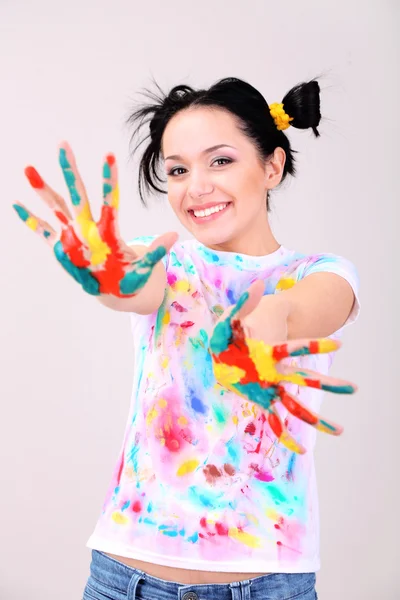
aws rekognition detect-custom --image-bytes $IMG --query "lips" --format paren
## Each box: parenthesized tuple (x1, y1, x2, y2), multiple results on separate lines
(187, 202, 232, 224)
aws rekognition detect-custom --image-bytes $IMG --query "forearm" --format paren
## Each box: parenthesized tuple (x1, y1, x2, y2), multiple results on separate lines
(243, 293, 291, 344)
(250, 273, 355, 341)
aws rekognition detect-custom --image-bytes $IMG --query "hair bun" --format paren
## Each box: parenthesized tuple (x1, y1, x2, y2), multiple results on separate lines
(281, 79, 321, 137)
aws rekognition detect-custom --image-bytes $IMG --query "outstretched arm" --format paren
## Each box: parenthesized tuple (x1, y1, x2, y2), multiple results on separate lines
(243, 272, 356, 343)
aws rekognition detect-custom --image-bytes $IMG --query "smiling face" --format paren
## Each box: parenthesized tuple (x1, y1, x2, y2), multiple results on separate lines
(161, 107, 285, 255)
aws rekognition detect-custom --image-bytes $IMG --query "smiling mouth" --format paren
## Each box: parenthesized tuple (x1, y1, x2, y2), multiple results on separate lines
(188, 202, 231, 219)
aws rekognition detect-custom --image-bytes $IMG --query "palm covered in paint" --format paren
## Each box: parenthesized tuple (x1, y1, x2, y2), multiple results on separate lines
(210, 281, 357, 454)
(13, 142, 177, 297)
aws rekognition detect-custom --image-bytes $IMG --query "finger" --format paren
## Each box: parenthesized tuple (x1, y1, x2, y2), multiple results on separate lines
(210, 281, 264, 356)
(118, 233, 179, 296)
(98, 154, 120, 242)
(148, 231, 179, 255)
(58, 141, 93, 222)
(131, 233, 178, 272)
(230, 280, 265, 321)
(119, 248, 164, 296)
(271, 338, 341, 362)
(278, 388, 344, 436)
(276, 364, 357, 394)
(24, 166, 72, 225)
(13, 203, 58, 246)
(267, 404, 306, 454)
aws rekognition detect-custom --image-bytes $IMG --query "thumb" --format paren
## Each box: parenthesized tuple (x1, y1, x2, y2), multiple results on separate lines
(230, 279, 265, 321)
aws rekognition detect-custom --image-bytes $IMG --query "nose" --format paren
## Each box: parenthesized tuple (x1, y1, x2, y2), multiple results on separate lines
(187, 168, 214, 199)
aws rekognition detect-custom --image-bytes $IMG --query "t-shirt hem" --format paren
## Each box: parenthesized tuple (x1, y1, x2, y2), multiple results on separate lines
(86, 534, 320, 574)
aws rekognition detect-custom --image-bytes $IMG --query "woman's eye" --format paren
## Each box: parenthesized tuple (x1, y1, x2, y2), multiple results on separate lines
(168, 167, 186, 176)
(167, 158, 232, 177)
(213, 157, 232, 167)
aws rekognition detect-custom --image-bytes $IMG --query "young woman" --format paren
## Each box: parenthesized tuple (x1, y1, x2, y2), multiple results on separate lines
(14, 77, 359, 599)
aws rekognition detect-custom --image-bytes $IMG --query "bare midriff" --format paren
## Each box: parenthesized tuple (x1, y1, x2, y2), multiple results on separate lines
(104, 552, 269, 584)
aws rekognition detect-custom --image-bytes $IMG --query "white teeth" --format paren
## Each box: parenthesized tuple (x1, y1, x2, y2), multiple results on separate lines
(193, 203, 228, 218)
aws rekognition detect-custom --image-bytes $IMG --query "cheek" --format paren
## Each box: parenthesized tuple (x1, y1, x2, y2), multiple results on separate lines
(167, 191, 189, 225)
(167, 189, 182, 213)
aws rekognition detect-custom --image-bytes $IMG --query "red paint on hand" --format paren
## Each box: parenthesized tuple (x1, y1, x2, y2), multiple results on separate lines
(25, 166, 44, 189)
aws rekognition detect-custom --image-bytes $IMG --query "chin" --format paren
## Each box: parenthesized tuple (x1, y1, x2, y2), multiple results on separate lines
(189, 227, 236, 249)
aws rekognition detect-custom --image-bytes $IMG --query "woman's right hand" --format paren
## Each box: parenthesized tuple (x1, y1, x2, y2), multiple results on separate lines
(13, 142, 178, 297)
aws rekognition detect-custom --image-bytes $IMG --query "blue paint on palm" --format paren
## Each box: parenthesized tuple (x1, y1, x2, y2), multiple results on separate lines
(53, 241, 100, 295)
(209, 290, 249, 354)
(119, 246, 167, 295)
(209, 319, 232, 354)
(234, 382, 277, 409)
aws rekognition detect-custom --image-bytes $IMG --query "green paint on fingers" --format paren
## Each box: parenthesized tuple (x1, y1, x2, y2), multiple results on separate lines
(13, 204, 29, 221)
(59, 148, 81, 206)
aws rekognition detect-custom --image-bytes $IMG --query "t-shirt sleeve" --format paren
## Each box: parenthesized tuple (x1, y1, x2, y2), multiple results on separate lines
(127, 234, 170, 271)
(297, 253, 360, 328)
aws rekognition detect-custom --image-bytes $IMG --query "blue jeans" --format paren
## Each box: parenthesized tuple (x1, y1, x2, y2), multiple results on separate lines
(83, 550, 318, 599)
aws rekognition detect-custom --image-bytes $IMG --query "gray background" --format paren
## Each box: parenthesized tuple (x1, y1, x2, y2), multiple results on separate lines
(0, 1, 397, 598)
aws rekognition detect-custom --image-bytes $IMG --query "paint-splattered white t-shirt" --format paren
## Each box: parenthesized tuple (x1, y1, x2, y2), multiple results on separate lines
(86, 238, 360, 573)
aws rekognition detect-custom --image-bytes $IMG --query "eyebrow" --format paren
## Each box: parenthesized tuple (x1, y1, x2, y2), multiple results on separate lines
(163, 144, 236, 161)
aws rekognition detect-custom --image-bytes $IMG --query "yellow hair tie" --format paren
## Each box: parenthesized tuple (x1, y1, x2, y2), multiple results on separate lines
(269, 102, 293, 131)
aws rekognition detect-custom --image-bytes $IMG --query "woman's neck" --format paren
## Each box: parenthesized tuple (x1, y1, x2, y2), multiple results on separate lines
(208, 220, 280, 257)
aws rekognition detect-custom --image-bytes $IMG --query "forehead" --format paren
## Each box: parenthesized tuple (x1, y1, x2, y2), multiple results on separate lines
(161, 107, 248, 158)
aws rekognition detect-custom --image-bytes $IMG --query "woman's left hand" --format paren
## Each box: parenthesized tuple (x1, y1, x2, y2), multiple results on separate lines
(209, 281, 357, 454)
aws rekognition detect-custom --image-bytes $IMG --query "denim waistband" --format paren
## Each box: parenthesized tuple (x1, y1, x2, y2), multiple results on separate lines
(87, 549, 316, 600)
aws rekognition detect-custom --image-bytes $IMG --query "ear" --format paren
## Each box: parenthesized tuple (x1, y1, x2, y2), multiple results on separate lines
(264, 147, 286, 189)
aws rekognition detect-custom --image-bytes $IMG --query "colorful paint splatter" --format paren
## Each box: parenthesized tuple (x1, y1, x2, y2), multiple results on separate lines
(86, 237, 360, 572)
(210, 293, 355, 455)
(13, 144, 167, 297)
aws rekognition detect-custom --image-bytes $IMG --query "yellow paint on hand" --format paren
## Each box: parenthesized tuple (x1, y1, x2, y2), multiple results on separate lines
(281, 372, 308, 386)
(75, 204, 110, 267)
(246, 338, 277, 383)
(280, 432, 305, 454)
(317, 339, 338, 354)
(111, 183, 120, 209)
(26, 216, 38, 231)
(213, 363, 246, 387)
(176, 459, 200, 476)
(316, 421, 338, 435)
